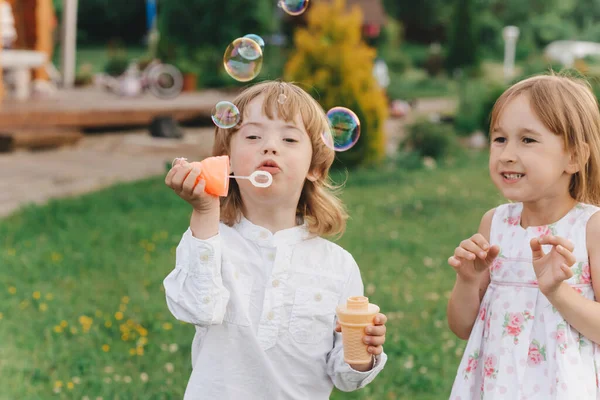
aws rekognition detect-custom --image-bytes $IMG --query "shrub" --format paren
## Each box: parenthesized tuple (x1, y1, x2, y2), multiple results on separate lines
(284, 0, 388, 167)
(402, 119, 457, 160)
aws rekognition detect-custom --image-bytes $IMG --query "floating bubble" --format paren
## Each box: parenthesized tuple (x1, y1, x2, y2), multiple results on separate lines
(277, 93, 287, 104)
(278, 0, 309, 16)
(325, 107, 361, 151)
(243, 34, 265, 51)
(211, 101, 241, 129)
(223, 37, 263, 82)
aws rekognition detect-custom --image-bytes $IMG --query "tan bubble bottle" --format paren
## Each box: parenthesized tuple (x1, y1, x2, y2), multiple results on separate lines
(336, 296, 380, 365)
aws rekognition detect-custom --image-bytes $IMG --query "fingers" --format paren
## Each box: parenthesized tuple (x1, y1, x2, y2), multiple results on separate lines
(486, 245, 500, 262)
(366, 324, 386, 337)
(538, 235, 575, 252)
(555, 244, 577, 267)
(334, 321, 341, 333)
(448, 256, 463, 268)
(530, 237, 545, 260)
(182, 167, 202, 195)
(168, 162, 193, 191)
(373, 313, 387, 325)
(560, 263, 575, 279)
(459, 237, 488, 260)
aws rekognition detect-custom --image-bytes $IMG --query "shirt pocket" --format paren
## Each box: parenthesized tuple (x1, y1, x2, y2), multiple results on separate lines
(223, 262, 254, 327)
(289, 287, 339, 344)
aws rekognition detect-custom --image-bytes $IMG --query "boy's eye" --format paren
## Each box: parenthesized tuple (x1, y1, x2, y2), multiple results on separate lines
(523, 137, 537, 144)
(246, 135, 259, 140)
(284, 138, 298, 143)
(492, 137, 506, 143)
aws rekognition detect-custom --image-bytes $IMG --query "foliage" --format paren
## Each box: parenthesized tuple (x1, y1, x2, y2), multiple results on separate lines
(445, 0, 480, 74)
(157, 0, 276, 88)
(284, 0, 388, 167)
(454, 79, 506, 136)
(402, 119, 458, 160)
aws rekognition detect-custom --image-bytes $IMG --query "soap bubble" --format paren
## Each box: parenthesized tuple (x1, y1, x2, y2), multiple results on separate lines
(223, 37, 263, 82)
(211, 101, 240, 129)
(243, 34, 265, 52)
(325, 107, 361, 151)
(278, 0, 309, 16)
(277, 94, 287, 104)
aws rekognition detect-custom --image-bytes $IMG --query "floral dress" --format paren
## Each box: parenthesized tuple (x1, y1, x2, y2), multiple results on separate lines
(450, 202, 600, 399)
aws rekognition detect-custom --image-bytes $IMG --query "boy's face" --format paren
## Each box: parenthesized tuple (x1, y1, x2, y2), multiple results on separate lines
(229, 95, 316, 206)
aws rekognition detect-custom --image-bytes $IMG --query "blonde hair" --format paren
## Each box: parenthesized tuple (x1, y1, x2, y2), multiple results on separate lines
(490, 73, 600, 205)
(212, 80, 348, 237)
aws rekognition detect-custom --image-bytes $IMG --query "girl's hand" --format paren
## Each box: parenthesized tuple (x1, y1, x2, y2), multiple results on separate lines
(530, 235, 577, 296)
(448, 233, 500, 283)
(335, 313, 387, 371)
(165, 158, 219, 213)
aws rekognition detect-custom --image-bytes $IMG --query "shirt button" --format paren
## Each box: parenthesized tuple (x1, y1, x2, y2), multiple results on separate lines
(267, 253, 275, 261)
(314, 293, 322, 302)
(272, 279, 280, 288)
(200, 253, 210, 262)
(202, 296, 211, 304)
(267, 311, 275, 320)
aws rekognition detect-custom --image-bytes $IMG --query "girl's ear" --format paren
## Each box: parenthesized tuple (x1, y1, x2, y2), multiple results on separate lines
(307, 169, 321, 182)
(566, 143, 589, 174)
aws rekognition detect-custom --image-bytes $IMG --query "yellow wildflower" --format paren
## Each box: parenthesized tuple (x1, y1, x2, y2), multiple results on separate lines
(32, 291, 41, 299)
(114, 312, 123, 321)
(162, 322, 173, 331)
(60, 320, 68, 328)
(67, 382, 74, 390)
(39, 303, 48, 312)
(102, 344, 110, 352)
(8, 286, 16, 295)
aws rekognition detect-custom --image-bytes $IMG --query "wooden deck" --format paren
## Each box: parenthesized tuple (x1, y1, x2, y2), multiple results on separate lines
(0, 87, 238, 129)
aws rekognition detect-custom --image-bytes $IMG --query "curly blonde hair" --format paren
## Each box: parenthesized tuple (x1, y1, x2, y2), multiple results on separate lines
(490, 73, 600, 206)
(212, 80, 348, 238)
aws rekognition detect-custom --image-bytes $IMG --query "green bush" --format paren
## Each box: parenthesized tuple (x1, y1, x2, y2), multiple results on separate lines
(402, 119, 457, 160)
(445, 0, 480, 74)
(454, 80, 506, 136)
(284, 0, 389, 167)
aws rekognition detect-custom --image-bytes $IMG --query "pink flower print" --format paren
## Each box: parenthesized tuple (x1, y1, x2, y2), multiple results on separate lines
(573, 287, 583, 295)
(504, 216, 520, 226)
(463, 350, 480, 380)
(484, 354, 498, 378)
(580, 262, 591, 284)
(535, 225, 552, 237)
(490, 258, 503, 274)
(479, 307, 486, 321)
(551, 322, 568, 354)
(503, 311, 534, 344)
(527, 339, 547, 367)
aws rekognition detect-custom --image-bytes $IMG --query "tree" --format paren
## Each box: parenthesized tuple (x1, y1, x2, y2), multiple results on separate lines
(445, 0, 480, 74)
(284, 0, 388, 167)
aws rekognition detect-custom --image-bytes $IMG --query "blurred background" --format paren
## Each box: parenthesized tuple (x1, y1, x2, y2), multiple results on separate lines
(1, 0, 599, 399)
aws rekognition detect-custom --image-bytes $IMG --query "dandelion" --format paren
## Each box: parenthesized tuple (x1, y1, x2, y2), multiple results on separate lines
(140, 372, 149, 383)
(403, 356, 414, 369)
(67, 382, 74, 389)
(82, 397, 90, 400)
(113, 375, 121, 382)
(103, 366, 114, 374)
(137, 337, 148, 346)
(419, 366, 428, 374)
(136, 346, 144, 356)
(162, 322, 173, 331)
(365, 283, 376, 296)
(95, 310, 103, 318)
(51, 252, 63, 262)
(19, 300, 29, 309)
(32, 291, 41, 299)
(70, 327, 78, 334)
(103, 377, 111, 384)
(129, 348, 136, 356)
(54, 380, 63, 388)
(45, 293, 54, 300)
(8, 286, 16, 294)
(114, 312, 123, 321)
(164, 363, 174, 373)
(72, 376, 81, 384)
(169, 343, 179, 353)
(53, 326, 63, 333)
(6, 248, 15, 256)
(119, 303, 127, 312)
(39, 303, 48, 311)
(102, 344, 110, 352)
(60, 320, 68, 328)
(161, 343, 168, 351)
(121, 333, 130, 341)
(123, 376, 132, 383)
(104, 320, 112, 328)
(137, 326, 148, 336)
(53, 387, 61, 394)
(121, 296, 130, 304)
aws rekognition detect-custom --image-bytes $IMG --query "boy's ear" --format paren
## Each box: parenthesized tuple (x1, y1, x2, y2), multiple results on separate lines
(566, 143, 589, 174)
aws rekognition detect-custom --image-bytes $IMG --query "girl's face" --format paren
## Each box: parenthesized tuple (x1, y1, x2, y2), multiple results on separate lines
(229, 95, 317, 207)
(489, 94, 578, 203)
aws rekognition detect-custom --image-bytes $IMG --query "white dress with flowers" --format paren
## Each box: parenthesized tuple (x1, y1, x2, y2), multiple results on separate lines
(450, 202, 600, 400)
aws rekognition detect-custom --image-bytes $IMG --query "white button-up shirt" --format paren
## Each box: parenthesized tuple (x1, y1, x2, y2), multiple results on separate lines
(163, 217, 387, 399)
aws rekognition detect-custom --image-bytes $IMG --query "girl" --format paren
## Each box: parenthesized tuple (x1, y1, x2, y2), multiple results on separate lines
(447, 73, 600, 399)
(163, 81, 388, 399)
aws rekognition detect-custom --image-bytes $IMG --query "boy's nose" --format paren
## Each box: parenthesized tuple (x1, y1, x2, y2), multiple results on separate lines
(262, 148, 278, 155)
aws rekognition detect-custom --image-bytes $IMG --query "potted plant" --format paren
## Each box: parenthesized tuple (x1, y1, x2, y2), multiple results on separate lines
(176, 59, 199, 92)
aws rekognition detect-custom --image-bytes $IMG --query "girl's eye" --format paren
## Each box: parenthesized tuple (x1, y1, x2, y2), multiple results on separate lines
(523, 137, 536, 144)
(492, 137, 506, 143)
(284, 138, 298, 143)
(246, 135, 259, 140)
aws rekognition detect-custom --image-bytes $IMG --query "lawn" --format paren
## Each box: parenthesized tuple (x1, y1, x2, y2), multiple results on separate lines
(0, 150, 505, 399)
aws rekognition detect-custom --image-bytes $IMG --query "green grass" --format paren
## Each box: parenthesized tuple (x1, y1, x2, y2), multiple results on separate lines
(0, 151, 505, 399)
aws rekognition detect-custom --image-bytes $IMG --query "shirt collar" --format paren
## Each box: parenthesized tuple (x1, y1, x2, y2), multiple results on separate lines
(234, 216, 312, 246)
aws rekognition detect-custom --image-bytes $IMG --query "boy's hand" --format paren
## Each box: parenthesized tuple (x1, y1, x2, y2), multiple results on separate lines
(530, 235, 577, 296)
(165, 158, 219, 213)
(335, 313, 387, 371)
(448, 233, 500, 283)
